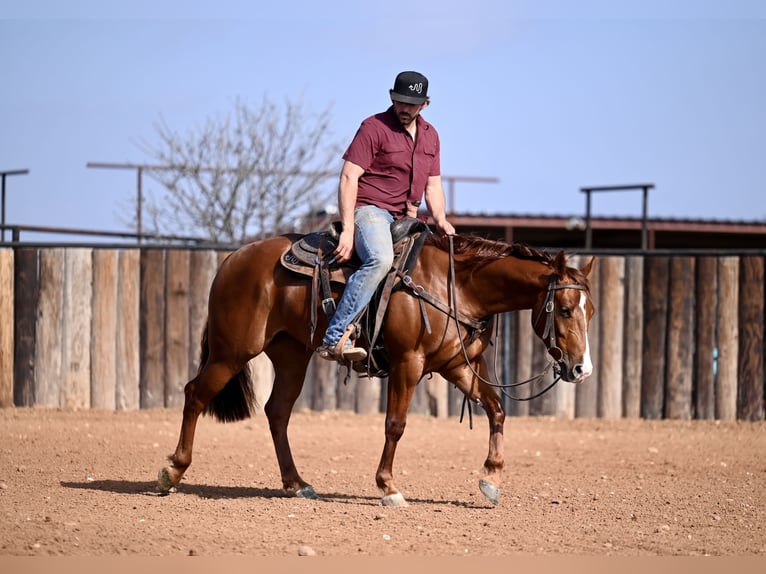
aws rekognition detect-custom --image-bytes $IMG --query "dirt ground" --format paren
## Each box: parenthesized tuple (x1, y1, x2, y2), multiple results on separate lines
(0, 407, 764, 557)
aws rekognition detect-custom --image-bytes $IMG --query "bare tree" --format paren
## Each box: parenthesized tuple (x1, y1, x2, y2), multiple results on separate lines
(138, 96, 342, 243)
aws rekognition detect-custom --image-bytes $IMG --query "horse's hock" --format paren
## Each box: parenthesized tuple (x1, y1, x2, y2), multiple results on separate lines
(0, 246, 763, 421)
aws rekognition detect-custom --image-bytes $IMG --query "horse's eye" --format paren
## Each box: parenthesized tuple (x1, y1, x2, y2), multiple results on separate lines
(559, 307, 571, 318)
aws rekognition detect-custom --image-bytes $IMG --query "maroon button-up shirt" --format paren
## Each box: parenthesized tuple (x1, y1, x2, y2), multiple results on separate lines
(342, 106, 441, 216)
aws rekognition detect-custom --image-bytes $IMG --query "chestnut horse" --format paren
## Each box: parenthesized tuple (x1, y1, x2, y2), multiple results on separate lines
(158, 233, 595, 507)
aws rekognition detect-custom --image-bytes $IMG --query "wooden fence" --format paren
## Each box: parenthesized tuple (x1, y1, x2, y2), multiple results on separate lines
(0, 247, 763, 420)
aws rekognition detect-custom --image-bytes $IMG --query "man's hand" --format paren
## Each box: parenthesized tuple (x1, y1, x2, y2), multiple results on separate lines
(334, 228, 355, 263)
(435, 219, 455, 236)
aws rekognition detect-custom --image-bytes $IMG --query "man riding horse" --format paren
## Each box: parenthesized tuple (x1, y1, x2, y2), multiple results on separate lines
(316, 70, 455, 363)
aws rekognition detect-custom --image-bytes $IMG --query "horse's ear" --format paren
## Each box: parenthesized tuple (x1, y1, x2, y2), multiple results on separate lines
(553, 251, 568, 274)
(580, 256, 596, 278)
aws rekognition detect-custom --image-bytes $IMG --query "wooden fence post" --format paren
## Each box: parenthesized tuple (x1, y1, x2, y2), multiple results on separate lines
(426, 373, 449, 418)
(308, 355, 337, 411)
(188, 250, 219, 375)
(531, 338, 556, 416)
(61, 248, 92, 408)
(508, 309, 532, 417)
(13, 248, 38, 406)
(357, 374, 383, 415)
(694, 257, 718, 419)
(36, 249, 64, 406)
(140, 249, 166, 408)
(0, 249, 14, 407)
(598, 256, 625, 418)
(737, 256, 764, 421)
(623, 256, 644, 418)
(164, 249, 190, 408)
(116, 250, 140, 410)
(91, 250, 118, 409)
(642, 256, 669, 419)
(665, 257, 695, 419)
(715, 257, 739, 421)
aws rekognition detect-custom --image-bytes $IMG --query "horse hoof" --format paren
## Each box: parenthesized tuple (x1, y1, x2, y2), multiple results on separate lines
(157, 467, 177, 494)
(381, 493, 409, 507)
(295, 486, 320, 500)
(479, 479, 500, 506)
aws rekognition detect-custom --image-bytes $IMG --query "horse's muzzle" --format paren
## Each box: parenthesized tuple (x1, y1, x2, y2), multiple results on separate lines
(558, 361, 591, 384)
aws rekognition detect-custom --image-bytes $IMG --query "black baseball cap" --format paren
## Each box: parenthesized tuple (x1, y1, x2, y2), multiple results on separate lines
(390, 71, 429, 104)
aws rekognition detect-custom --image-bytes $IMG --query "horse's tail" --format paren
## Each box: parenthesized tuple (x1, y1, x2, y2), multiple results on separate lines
(198, 322, 255, 423)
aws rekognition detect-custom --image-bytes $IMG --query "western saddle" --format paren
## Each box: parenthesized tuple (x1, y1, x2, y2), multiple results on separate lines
(280, 217, 430, 377)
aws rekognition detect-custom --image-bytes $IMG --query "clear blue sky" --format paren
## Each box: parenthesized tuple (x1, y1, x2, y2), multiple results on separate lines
(2, 0, 765, 241)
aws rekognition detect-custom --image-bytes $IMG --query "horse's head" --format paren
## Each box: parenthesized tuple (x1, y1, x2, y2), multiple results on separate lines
(532, 252, 596, 383)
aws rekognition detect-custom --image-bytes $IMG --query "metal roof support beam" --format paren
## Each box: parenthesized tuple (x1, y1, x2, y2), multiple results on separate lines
(580, 184, 655, 250)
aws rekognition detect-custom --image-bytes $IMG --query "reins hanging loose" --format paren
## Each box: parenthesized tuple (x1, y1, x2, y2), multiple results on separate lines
(445, 235, 564, 407)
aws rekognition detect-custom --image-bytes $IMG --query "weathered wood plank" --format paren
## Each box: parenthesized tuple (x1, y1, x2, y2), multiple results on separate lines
(140, 249, 166, 408)
(737, 256, 764, 421)
(425, 373, 449, 419)
(500, 312, 520, 415)
(357, 375, 383, 415)
(0, 249, 14, 407)
(529, 339, 554, 416)
(665, 257, 695, 419)
(164, 250, 190, 408)
(35, 249, 65, 406)
(336, 366, 356, 412)
(598, 256, 625, 418)
(508, 309, 532, 417)
(715, 257, 739, 421)
(309, 355, 337, 411)
(61, 249, 92, 408)
(623, 256, 644, 418)
(694, 257, 718, 419)
(188, 250, 219, 375)
(641, 256, 669, 419)
(116, 250, 140, 410)
(13, 248, 38, 406)
(91, 250, 118, 410)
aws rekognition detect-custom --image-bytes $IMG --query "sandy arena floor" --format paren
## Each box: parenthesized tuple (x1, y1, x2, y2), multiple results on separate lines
(0, 407, 764, 557)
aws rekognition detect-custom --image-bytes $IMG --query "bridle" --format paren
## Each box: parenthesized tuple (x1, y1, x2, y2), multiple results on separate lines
(532, 275, 588, 364)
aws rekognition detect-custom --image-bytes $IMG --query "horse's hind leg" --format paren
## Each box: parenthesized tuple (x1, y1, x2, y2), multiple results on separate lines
(264, 335, 316, 498)
(158, 359, 245, 492)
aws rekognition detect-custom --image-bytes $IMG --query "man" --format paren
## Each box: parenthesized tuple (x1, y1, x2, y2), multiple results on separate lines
(317, 70, 455, 362)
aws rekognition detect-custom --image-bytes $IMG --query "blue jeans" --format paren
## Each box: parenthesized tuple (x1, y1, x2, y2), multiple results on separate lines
(324, 205, 395, 346)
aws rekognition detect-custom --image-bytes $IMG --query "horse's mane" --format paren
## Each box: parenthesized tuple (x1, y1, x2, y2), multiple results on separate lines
(425, 233, 553, 270)
(425, 233, 591, 289)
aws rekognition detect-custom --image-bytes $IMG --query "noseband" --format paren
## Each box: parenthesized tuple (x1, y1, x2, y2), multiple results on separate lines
(533, 277, 588, 363)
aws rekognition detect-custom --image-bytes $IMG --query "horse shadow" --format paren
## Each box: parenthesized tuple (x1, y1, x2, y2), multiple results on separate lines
(60, 479, 488, 508)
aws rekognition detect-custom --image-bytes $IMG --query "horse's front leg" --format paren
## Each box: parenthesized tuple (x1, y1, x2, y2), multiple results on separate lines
(447, 355, 506, 506)
(375, 362, 420, 507)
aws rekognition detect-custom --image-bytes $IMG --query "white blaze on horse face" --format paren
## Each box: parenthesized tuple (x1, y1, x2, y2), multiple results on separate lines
(578, 292, 594, 378)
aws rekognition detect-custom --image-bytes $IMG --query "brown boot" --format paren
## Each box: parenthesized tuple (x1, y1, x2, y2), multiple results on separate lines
(316, 342, 367, 362)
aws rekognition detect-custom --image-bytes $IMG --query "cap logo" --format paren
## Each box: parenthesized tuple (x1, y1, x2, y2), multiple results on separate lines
(409, 82, 424, 94)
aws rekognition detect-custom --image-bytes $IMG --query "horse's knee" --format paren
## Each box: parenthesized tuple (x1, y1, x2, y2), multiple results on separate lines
(490, 408, 505, 429)
(385, 418, 406, 441)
